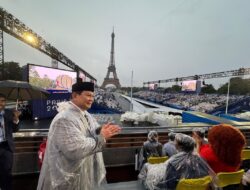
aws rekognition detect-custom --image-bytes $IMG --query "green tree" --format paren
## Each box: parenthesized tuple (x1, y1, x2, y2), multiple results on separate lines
(201, 84, 216, 94)
(217, 83, 228, 94)
(0, 62, 22, 80)
(229, 77, 247, 95)
(217, 77, 250, 95)
(245, 78, 250, 95)
(171, 85, 182, 92)
(164, 87, 173, 93)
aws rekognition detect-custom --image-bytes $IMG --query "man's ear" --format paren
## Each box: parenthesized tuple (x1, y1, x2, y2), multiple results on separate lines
(71, 92, 77, 99)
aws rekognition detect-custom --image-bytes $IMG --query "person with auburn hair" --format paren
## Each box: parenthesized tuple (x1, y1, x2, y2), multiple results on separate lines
(200, 124, 246, 173)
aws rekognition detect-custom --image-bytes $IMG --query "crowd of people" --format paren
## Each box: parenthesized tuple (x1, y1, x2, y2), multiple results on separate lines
(94, 88, 123, 112)
(138, 125, 249, 190)
(1, 80, 250, 189)
(134, 91, 247, 112)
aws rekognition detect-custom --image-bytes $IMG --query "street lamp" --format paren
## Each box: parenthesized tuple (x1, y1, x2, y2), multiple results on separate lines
(130, 70, 133, 112)
(0, 29, 4, 80)
(225, 78, 231, 114)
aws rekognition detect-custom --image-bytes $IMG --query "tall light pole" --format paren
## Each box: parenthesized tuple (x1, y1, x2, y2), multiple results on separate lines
(0, 29, 4, 80)
(130, 70, 133, 112)
(225, 78, 230, 114)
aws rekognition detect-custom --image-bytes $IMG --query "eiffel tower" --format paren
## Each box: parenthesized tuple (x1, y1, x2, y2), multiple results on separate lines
(101, 30, 121, 88)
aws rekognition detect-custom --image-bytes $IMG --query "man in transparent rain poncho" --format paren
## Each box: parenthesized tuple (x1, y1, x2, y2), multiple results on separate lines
(37, 80, 121, 190)
(139, 133, 215, 190)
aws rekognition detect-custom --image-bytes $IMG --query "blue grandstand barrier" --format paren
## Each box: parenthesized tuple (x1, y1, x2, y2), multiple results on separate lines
(219, 114, 250, 122)
(209, 97, 250, 116)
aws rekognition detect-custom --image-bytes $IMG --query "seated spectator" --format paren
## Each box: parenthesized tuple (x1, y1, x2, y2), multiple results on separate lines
(192, 127, 208, 153)
(139, 133, 213, 190)
(138, 131, 162, 170)
(138, 160, 168, 190)
(142, 131, 163, 163)
(200, 124, 246, 173)
(158, 133, 212, 190)
(162, 132, 177, 157)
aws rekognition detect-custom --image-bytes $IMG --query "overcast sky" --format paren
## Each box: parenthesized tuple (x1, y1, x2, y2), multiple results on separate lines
(1, 0, 250, 88)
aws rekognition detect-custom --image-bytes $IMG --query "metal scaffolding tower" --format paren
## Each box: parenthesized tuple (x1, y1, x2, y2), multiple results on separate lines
(143, 68, 250, 86)
(0, 6, 96, 82)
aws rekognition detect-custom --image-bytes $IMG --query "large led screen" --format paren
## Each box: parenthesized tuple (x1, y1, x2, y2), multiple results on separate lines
(149, 83, 158, 90)
(28, 64, 77, 91)
(181, 80, 197, 92)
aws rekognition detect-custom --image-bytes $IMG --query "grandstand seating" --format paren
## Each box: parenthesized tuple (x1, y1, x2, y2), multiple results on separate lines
(133, 90, 250, 114)
(209, 97, 250, 115)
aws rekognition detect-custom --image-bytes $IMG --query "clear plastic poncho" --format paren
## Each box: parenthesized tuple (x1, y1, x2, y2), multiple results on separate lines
(37, 102, 106, 190)
(138, 131, 163, 170)
(138, 133, 216, 190)
(144, 131, 162, 158)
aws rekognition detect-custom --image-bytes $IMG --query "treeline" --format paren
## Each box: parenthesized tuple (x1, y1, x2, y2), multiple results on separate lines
(0, 62, 23, 81)
(216, 77, 250, 95)
(121, 77, 250, 95)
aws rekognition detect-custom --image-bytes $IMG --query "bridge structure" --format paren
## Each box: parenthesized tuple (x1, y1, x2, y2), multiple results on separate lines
(143, 67, 250, 86)
(0, 6, 96, 82)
